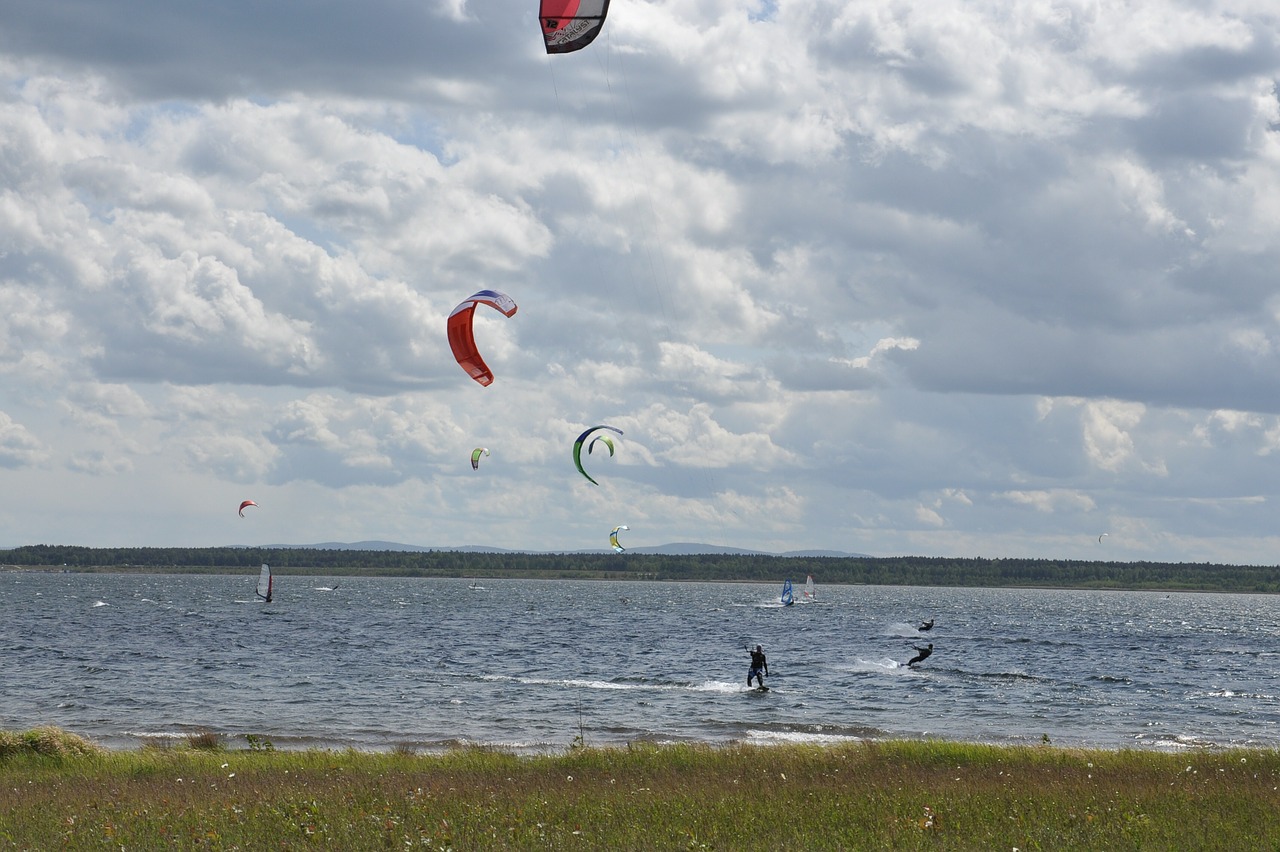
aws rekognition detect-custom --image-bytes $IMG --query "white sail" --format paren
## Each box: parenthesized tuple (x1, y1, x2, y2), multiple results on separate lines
(804, 574, 816, 600)
(255, 564, 273, 602)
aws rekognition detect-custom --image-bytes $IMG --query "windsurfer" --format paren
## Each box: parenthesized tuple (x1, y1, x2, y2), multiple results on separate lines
(907, 643, 933, 667)
(255, 564, 273, 604)
(747, 645, 768, 687)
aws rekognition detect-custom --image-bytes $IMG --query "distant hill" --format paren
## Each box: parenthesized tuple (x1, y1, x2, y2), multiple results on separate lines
(274, 540, 869, 558)
(622, 543, 870, 558)
(7, 544, 1279, 592)
(295, 540, 442, 552)
(620, 542, 768, 556)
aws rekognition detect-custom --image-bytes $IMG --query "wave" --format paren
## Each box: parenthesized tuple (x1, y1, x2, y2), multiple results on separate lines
(844, 657, 907, 673)
(1202, 689, 1280, 701)
(9, 574, 1280, 753)
(973, 670, 1046, 683)
(745, 729, 865, 746)
(743, 720, 887, 741)
(478, 674, 748, 694)
(1131, 732, 1228, 751)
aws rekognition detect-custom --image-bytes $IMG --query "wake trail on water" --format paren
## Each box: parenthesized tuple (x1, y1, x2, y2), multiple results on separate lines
(884, 621, 928, 637)
(479, 674, 750, 694)
(844, 657, 908, 674)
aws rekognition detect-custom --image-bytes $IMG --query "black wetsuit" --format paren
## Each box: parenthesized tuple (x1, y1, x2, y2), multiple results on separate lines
(748, 648, 768, 687)
(919, 619, 934, 631)
(907, 644, 932, 666)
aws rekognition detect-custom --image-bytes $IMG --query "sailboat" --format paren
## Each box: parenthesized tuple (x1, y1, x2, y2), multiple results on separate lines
(803, 574, 816, 601)
(781, 578, 794, 607)
(255, 564, 273, 603)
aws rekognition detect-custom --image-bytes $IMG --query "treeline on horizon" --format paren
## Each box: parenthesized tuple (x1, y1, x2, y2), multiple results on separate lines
(4, 544, 1280, 592)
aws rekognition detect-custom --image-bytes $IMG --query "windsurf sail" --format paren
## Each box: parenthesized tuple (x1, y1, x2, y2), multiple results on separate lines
(255, 564, 273, 603)
(781, 578, 794, 606)
(804, 574, 815, 600)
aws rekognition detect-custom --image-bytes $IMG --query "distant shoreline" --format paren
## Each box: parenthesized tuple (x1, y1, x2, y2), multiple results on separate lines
(4, 558, 1278, 595)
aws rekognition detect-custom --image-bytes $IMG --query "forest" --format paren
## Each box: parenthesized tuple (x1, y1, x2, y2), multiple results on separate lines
(4, 544, 1280, 593)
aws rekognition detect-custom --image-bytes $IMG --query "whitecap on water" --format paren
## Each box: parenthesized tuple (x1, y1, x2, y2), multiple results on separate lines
(745, 729, 862, 746)
(838, 657, 904, 673)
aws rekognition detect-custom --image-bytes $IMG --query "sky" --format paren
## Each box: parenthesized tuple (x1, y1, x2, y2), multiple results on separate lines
(1, 0, 1279, 562)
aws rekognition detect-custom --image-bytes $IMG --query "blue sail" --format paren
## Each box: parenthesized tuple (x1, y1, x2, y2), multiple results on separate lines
(781, 578, 794, 606)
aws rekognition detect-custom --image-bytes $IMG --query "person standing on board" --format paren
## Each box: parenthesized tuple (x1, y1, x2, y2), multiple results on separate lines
(906, 643, 933, 667)
(747, 644, 768, 687)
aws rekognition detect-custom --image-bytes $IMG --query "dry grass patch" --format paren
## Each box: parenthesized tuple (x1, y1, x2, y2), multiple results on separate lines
(0, 726, 103, 759)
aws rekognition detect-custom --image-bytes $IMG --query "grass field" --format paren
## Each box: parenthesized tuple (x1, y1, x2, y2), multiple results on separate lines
(2, 727, 1277, 849)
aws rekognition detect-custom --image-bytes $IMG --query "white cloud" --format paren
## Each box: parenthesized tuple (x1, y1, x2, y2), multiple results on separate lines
(1104, 156, 1195, 237)
(1000, 489, 1097, 514)
(833, 336, 921, 370)
(0, 411, 49, 468)
(0, 0, 1278, 560)
(915, 505, 945, 526)
(630, 402, 796, 469)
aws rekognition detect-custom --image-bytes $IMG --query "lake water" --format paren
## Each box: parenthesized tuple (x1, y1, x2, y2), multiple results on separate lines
(3, 572, 1278, 753)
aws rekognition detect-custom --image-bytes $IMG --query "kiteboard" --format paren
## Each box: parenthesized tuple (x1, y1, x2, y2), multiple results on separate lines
(751, 685, 770, 693)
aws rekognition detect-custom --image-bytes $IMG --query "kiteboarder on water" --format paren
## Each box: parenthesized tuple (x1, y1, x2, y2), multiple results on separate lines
(919, 619, 934, 631)
(906, 643, 933, 667)
(747, 645, 768, 688)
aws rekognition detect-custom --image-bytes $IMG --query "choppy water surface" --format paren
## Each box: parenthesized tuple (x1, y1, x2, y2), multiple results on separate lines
(3, 572, 1278, 752)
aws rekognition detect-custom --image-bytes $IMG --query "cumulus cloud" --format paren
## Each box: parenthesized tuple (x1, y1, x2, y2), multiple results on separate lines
(0, 0, 1278, 560)
(1001, 489, 1097, 514)
(0, 412, 48, 468)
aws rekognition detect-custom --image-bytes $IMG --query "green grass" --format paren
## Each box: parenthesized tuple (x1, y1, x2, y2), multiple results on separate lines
(2, 728, 1278, 849)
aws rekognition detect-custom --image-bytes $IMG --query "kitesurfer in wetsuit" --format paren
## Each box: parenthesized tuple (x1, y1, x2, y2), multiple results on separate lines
(907, 643, 933, 667)
(919, 619, 934, 631)
(747, 645, 768, 687)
